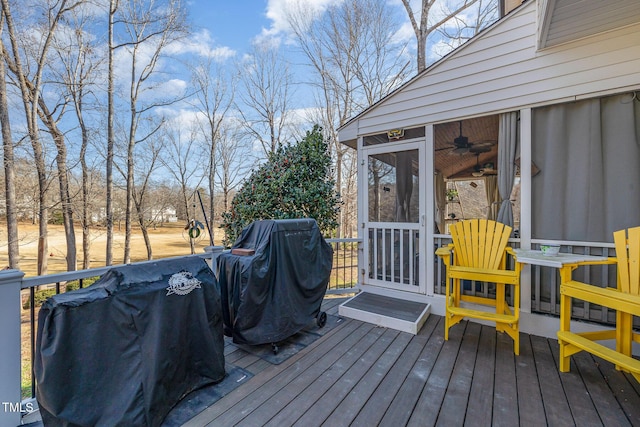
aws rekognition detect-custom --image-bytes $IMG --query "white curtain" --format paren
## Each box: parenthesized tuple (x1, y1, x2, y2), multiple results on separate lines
(496, 112, 519, 226)
(434, 171, 446, 233)
(532, 93, 640, 242)
(484, 175, 499, 220)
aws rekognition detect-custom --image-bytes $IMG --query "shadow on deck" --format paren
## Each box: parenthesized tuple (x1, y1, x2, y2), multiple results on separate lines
(181, 297, 640, 427)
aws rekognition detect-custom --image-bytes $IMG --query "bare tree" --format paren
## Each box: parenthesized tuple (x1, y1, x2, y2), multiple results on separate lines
(191, 56, 234, 234)
(0, 22, 19, 268)
(131, 137, 163, 260)
(115, 0, 187, 263)
(401, 0, 480, 72)
(1, 0, 84, 273)
(160, 121, 205, 254)
(52, 5, 103, 269)
(2, 0, 49, 274)
(106, 0, 118, 265)
(437, 0, 499, 50)
(237, 43, 294, 157)
(287, 0, 409, 237)
(215, 121, 249, 215)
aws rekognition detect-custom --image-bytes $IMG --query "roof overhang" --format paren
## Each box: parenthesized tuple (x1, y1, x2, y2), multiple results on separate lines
(538, 0, 640, 49)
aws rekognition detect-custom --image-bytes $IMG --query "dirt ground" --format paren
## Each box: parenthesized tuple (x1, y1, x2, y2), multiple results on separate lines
(1, 221, 225, 277)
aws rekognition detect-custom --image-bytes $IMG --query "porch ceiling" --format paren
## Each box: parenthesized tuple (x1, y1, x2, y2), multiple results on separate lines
(538, 0, 640, 49)
(435, 115, 499, 180)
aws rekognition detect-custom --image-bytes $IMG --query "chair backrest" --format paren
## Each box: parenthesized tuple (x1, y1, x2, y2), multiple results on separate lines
(614, 226, 640, 295)
(450, 219, 512, 269)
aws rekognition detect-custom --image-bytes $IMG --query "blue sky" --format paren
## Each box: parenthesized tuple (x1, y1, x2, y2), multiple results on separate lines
(179, 0, 419, 116)
(187, 1, 270, 55)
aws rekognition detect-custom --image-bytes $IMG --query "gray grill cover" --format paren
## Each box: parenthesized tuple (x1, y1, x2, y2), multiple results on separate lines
(217, 219, 333, 345)
(35, 257, 225, 427)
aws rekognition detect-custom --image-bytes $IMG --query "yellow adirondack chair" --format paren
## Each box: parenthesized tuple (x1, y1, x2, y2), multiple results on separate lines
(558, 226, 640, 381)
(436, 219, 521, 355)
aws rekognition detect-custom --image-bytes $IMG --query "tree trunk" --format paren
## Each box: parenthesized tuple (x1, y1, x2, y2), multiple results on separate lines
(38, 102, 77, 271)
(37, 194, 48, 276)
(80, 143, 90, 269)
(0, 39, 19, 269)
(1, 0, 49, 274)
(135, 204, 152, 260)
(78, 99, 91, 269)
(53, 130, 77, 271)
(208, 134, 215, 233)
(105, 0, 117, 266)
(124, 129, 135, 264)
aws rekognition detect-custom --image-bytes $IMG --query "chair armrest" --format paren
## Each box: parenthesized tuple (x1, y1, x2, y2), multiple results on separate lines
(571, 257, 617, 267)
(436, 246, 451, 256)
(561, 280, 640, 317)
(435, 245, 453, 258)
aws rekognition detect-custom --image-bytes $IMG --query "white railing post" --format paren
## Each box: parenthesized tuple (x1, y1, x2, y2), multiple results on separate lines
(0, 269, 24, 427)
(203, 246, 224, 272)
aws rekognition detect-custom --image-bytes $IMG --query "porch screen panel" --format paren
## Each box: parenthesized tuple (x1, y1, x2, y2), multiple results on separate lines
(368, 150, 419, 223)
(532, 93, 640, 242)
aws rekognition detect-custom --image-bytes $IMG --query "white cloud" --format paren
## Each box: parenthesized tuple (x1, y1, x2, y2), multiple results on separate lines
(256, 0, 345, 46)
(166, 29, 236, 61)
(157, 79, 188, 98)
(393, 20, 416, 46)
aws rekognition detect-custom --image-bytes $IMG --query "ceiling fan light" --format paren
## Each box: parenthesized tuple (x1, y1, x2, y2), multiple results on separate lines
(454, 136, 469, 147)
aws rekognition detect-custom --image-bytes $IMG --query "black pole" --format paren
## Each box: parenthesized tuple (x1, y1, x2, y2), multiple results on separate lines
(197, 190, 214, 246)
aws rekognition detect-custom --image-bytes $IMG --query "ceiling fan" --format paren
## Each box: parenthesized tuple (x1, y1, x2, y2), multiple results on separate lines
(471, 153, 497, 177)
(436, 121, 496, 155)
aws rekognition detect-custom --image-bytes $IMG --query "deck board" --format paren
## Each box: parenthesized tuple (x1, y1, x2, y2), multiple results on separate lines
(181, 297, 640, 427)
(323, 331, 412, 426)
(515, 335, 546, 427)
(290, 328, 398, 427)
(492, 331, 519, 427)
(408, 321, 466, 427)
(382, 316, 451, 426)
(465, 325, 497, 427)
(531, 335, 574, 426)
(349, 315, 438, 426)
(257, 324, 386, 426)
(550, 344, 606, 426)
(600, 356, 640, 424)
(433, 321, 480, 427)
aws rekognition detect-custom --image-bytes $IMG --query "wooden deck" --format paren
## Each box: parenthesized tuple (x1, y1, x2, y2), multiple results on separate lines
(183, 297, 640, 427)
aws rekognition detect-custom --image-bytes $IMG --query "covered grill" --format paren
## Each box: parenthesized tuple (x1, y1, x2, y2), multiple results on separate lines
(217, 219, 333, 347)
(35, 257, 225, 427)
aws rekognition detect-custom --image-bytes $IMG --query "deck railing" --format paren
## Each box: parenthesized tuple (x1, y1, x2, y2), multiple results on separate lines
(326, 238, 359, 293)
(1, 236, 361, 425)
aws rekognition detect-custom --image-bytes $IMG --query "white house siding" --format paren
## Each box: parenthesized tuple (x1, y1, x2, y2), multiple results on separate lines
(339, 0, 640, 142)
(337, 0, 640, 340)
(539, 0, 640, 49)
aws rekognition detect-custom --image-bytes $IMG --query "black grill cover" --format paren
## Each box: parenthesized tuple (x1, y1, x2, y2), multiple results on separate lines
(217, 219, 333, 346)
(35, 257, 225, 427)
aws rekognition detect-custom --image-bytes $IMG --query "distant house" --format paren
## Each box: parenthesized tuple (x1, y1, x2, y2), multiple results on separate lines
(151, 207, 178, 224)
(337, 0, 640, 338)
